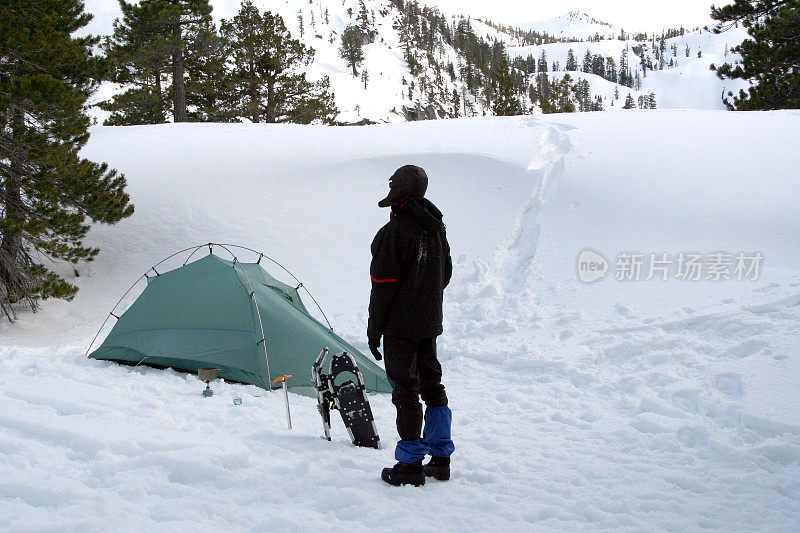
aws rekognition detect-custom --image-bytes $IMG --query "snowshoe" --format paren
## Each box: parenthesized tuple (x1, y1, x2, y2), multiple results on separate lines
(312, 348, 333, 441)
(312, 348, 380, 448)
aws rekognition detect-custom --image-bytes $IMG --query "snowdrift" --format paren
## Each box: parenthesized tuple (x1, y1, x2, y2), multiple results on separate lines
(2, 111, 799, 530)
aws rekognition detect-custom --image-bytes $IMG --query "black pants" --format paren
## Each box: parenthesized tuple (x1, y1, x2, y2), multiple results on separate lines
(383, 336, 448, 441)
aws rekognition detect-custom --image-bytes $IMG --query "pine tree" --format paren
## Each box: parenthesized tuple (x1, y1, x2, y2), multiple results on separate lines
(623, 93, 636, 109)
(606, 57, 617, 83)
(0, 0, 134, 320)
(566, 49, 577, 71)
(521, 51, 537, 74)
(537, 50, 548, 73)
(358, 1, 373, 42)
(619, 47, 632, 87)
(535, 73, 551, 111)
(220, 2, 336, 124)
(582, 50, 592, 72)
(711, 0, 800, 109)
(185, 17, 227, 121)
(528, 83, 538, 107)
(576, 79, 591, 111)
(546, 74, 577, 113)
(99, 0, 170, 124)
(101, 0, 216, 124)
(446, 62, 456, 81)
(340, 25, 365, 76)
(491, 56, 522, 116)
(592, 55, 605, 77)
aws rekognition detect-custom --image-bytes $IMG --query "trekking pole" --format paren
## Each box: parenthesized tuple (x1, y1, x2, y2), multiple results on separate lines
(272, 375, 293, 429)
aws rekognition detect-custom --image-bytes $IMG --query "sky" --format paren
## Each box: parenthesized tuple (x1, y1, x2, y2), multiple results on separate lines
(81, 0, 720, 37)
(421, 0, 718, 33)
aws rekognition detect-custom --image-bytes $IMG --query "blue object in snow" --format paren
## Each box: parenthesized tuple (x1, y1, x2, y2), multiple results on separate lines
(423, 406, 455, 457)
(394, 406, 455, 462)
(395, 439, 428, 463)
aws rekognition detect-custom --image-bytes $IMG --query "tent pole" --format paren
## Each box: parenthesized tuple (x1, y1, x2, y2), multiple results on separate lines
(228, 257, 273, 390)
(209, 243, 334, 331)
(86, 244, 205, 357)
(84, 273, 147, 357)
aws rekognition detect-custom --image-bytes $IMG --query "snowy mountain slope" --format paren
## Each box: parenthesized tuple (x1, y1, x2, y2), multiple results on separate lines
(2, 111, 800, 530)
(517, 11, 617, 40)
(460, 17, 510, 43)
(255, 0, 434, 122)
(83, 1, 754, 119)
(508, 25, 751, 110)
(85, 0, 489, 124)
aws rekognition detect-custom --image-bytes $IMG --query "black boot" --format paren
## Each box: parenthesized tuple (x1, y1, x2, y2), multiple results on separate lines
(423, 456, 450, 481)
(381, 460, 425, 487)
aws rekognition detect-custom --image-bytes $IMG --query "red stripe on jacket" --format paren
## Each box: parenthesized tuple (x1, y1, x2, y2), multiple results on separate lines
(371, 276, 397, 283)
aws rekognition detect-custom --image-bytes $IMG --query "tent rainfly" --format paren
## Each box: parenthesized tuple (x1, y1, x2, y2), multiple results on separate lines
(87, 245, 390, 397)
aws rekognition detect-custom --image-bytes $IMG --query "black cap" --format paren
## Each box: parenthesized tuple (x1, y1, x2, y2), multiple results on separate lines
(378, 165, 428, 208)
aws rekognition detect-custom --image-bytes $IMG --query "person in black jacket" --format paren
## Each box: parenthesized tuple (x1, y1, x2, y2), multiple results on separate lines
(368, 164, 455, 487)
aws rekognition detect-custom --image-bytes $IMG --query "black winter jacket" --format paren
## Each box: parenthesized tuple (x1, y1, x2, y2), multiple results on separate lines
(368, 198, 452, 339)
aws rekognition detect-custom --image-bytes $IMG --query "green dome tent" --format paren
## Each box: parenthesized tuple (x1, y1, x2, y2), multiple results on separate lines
(87, 245, 390, 397)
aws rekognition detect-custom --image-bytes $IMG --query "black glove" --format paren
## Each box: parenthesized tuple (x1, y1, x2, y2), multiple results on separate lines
(368, 337, 382, 361)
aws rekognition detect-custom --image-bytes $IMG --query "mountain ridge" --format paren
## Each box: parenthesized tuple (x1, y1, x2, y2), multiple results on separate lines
(516, 11, 617, 40)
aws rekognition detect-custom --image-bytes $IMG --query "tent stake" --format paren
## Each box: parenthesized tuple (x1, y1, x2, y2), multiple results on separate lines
(272, 375, 293, 429)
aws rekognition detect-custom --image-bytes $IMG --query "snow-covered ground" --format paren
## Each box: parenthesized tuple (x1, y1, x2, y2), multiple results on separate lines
(2, 111, 800, 530)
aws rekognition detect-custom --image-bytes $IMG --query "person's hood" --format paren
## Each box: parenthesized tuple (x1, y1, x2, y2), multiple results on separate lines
(379, 165, 428, 208)
(395, 197, 445, 232)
